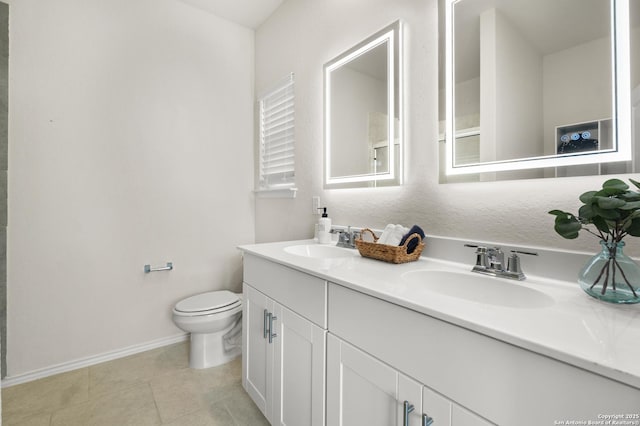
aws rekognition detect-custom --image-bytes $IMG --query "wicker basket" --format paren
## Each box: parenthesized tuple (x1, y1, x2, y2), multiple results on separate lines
(355, 228, 425, 264)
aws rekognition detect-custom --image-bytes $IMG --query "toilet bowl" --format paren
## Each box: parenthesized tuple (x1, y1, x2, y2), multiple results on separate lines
(172, 290, 242, 369)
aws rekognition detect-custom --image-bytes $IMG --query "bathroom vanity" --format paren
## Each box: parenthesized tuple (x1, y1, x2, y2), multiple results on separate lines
(239, 240, 640, 426)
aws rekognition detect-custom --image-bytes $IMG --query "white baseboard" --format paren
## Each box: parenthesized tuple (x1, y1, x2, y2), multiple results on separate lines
(1, 333, 189, 388)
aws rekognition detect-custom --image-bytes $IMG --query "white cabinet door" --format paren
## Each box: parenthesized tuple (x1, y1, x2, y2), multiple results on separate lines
(327, 334, 422, 426)
(244, 283, 327, 426)
(272, 303, 326, 426)
(243, 284, 274, 422)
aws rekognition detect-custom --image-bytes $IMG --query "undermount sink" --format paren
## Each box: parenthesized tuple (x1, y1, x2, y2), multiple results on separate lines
(284, 244, 358, 259)
(401, 269, 555, 309)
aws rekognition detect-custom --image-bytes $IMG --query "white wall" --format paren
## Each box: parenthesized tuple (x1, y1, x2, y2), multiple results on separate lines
(7, 0, 255, 376)
(254, 0, 640, 255)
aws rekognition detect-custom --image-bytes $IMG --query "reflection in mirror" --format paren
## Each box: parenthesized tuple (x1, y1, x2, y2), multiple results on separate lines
(324, 21, 403, 188)
(439, 0, 635, 181)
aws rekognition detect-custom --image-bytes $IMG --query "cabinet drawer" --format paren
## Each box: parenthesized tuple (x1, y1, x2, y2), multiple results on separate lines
(328, 283, 640, 425)
(243, 254, 326, 328)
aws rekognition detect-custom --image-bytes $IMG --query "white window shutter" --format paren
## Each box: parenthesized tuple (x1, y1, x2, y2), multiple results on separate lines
(258, 73, 295, 191)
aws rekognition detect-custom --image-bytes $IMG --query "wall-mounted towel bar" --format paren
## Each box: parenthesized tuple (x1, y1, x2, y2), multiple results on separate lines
(144, 262, 173, 273)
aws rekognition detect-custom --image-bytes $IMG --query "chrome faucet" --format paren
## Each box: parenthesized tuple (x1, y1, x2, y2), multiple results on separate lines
(332, 226, 360, 249)
(464, 244, 537, 280)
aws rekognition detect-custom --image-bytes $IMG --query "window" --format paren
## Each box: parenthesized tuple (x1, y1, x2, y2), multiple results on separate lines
(257, 73, 296, 196)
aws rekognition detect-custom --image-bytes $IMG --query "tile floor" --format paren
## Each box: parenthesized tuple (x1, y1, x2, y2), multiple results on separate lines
(1, 342, 269, 426)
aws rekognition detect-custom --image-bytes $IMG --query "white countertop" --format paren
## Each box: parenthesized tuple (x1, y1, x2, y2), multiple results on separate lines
(239, 239, 640, 390)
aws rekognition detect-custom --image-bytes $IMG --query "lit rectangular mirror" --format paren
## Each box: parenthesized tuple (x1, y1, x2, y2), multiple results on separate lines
(324, 20, 403, 188)
(442, 0, 634, 179)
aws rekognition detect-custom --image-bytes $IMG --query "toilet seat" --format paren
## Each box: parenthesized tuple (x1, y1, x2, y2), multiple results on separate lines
(174, 291, 241, 316)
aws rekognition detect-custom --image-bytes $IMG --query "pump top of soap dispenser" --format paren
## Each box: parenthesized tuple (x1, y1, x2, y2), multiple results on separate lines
(319, 207, 328, 217)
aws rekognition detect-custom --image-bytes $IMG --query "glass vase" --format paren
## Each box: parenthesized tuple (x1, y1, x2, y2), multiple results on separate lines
(578, 240, 640, 304)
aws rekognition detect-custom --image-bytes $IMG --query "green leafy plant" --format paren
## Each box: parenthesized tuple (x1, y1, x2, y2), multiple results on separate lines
(549, 178, 640, 298)
(549, 178, 640, 242)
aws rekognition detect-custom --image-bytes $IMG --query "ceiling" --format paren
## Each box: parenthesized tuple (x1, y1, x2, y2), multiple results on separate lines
(451, 0, 613, 83)
(178, 0, 284, 29)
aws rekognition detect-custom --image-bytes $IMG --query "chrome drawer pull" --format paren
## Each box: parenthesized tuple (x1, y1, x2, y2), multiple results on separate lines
(268, 314, 278, 343)
(403, 401, 415, 426)
(263, 309, 269, 339)
(422, 413, 434, 426)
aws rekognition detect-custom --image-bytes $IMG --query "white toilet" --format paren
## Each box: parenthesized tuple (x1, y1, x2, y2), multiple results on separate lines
(172, 290, 243, 369)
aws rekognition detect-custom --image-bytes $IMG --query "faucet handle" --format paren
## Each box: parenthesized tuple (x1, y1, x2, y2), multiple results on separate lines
(506, 253, 522, 274)
(507, 250, 538, 276)
(465, 244, 488, 268)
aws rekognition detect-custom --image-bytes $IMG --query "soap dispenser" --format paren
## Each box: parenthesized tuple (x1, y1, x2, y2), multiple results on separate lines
(317, 207, 332, 244)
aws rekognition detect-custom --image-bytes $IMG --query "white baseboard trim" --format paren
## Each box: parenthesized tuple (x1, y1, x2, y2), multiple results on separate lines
(1, 333, 189, 388)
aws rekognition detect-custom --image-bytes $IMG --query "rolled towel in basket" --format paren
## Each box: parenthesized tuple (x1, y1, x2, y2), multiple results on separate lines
(399, 225, 425, 254)
(377, 224, 396, 245)
(385, 224, 409, 246)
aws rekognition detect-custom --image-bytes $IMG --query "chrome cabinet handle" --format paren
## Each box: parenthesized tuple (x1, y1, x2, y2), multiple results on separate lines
(403, 401, 415, 426)
(268, 314, 278, 344)
(422, 413, 434, 426)
(263, 309, 269, 339)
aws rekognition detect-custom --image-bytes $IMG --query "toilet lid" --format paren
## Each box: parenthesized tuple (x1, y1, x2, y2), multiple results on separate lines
(175, 291, 240, 313)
